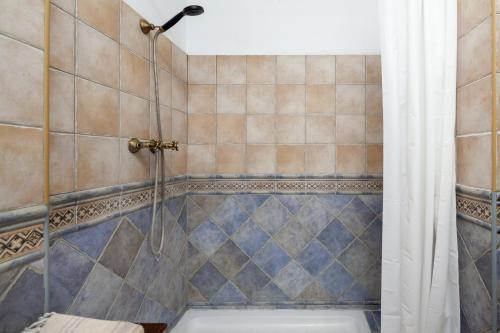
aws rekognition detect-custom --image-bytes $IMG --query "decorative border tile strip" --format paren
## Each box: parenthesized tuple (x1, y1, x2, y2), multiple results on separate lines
(456, 194, 493, 225)
(0, 224, 44, 262)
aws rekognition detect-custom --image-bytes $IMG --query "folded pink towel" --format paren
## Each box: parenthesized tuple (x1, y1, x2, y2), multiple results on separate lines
(23, 313, 144, 333)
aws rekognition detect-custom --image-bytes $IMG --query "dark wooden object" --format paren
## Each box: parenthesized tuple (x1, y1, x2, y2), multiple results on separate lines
(138, 323, 168, 333)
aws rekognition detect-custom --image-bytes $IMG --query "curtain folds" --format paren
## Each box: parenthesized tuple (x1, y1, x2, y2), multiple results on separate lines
(378, 1, 460, 332)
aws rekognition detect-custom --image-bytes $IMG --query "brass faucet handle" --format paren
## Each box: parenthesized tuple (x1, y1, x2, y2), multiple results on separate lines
(162, 140, 179, 151)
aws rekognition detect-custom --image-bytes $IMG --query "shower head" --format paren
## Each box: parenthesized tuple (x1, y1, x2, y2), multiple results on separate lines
(140, 5, 204, 35)
(160, 5, 204, 32)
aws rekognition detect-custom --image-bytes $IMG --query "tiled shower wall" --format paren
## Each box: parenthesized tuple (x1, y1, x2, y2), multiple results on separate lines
(186, 55, 383, 175)
(456, 0, 498, 332)
(186, 193, 382, 306)
(0, 196, 188, 333)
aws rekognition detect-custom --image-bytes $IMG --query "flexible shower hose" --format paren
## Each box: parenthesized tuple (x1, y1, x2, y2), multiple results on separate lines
(150, 30, 166, 260)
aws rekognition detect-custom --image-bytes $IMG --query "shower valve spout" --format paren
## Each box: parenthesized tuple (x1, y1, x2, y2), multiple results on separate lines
(128, 138, 179, 153)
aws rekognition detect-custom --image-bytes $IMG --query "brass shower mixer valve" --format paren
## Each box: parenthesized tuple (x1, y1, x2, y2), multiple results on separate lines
(128, 138, 179, 153)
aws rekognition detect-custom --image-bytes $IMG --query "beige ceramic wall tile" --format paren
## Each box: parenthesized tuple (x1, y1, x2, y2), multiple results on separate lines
(156, 36, 172, 72)
(50, 4, 75, 73)
(120, 47, 149, 99)
(276, 145, 305, 174)
(120, 2, 149, 60)
(76, 77, 119, 136)
(457, 18, 491, 87)
(77, 0, 119, 40)
(76, 21, 119, 88)
(305, 145, 335, 174)
(172, 109, 187, 144)
(157, 68, 172, 106)
(188, 145, 216, 174)
(456, 134, 491, 189)
(247, 56, 276, 84)
(247, 85, 276, 114)
(247, 115, 275, 144)
(49, 132, 75, 194)
(188, 85, 216, 114)
(367, 144, 383, 175)
(0, 125, 43, 210)
(276, 116, 305, 144)
(246, 145, 276, 174)
(52, 0, 75, 15)
(306, 85, 335, 114)
(150, 104, 172, 139)
(50, 69, 74, 132)
(172, 44, 188, 81)
(172, 144, 187, 175)
(172, 77, 188, 112)
(0, 35, 43, 126)
(366, 115, 383, 144)
(276, 85, 305, 114)
(336, 145, 366, 175)
(119, 138, 150, 183)
(366, 85, 382, 115)
(0, 0, 44, 48)
(456, 76, 491, 135)
(336, 115, 365, 144)
(306, 56, 335, 84)
(336, 85, 366, 114)
(366, 56, 381, 84)
(188, 56, 216, 84)
(217, 56, 246, 84)
(120, 92, 149, 138)
(458, 0, 490, 37)
(76, 135, 119, 189)
(306, 115, 335, 143)
(277, 56, 306, 84)
(336, 55, 366, 84)
(188, 114, 216, 144)
(217, 114, 246, 144)
(216, 144, 246, 174)
(217, 85, 246, 114)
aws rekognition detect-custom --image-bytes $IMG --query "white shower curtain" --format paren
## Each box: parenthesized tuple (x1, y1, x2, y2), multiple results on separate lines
(378, 1, 460, 332)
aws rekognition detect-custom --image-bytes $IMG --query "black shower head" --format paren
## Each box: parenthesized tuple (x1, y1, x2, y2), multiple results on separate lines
(161, 5, 204, 32)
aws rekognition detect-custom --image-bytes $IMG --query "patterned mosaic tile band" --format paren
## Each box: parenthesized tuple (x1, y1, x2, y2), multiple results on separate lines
(187, 193, 383, 306)
(0, 177, 382, 264)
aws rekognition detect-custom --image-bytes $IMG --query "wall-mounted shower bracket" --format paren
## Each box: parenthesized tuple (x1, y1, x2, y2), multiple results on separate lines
(128, 138, 178, 153)
(140, 18, 157, 35)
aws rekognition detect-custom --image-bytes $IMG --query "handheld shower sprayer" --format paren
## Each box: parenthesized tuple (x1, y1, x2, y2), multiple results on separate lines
(140, 5, 204, 35)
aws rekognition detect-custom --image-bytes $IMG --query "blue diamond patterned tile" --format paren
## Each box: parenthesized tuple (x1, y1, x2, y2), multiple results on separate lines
(187, 242, 208, 278)
(359, 195, 383, 215)
(316, 194, 353, 215)
(318, 261, 355, 299)
(360, 218, 382, 258)
(127, 207, 152, 235)
(210, 281, 248, 304)
(475, 251, 492, 295)
(211, 240, 249, 279)
(297, 281, 332, 302)
(163, 271, 185, 312)
(164, 222, 186, 265)
(276, 195, 310, 215)
(357, 261, 381, 301)
(273, 261, 312, 299)
(178, 204, 187, 233)
(107, 283, 144, 321)
(340, 282, 372, 302)
(457, 231, 473, 271)
(167, 195, 185, 217)
(274, 218, 313, 258)
(317, 219, 355, 257)
(135, 297, 174, 323)
(189, 219, 228, 256)
(146, 256, 175, 306)
(235, 194, 270, 214)
(187, 198, 209, 232)
(297, 239, 332, 276)
(190, 262, 227, 300)
(126, 241, 160, 293)
(63, 218, 119, 259)
(338, 197, 376, 237)
(253, 282, 290, 303)
(49, 240, 94, 313)
(338, 239, 376, 277)
(232, 219, 270, 256)
(253, 240, 291, 277)
(211, 197, 250, 235)
(457, 216, 491, 260)
(192, 195, 227, 215)
(252, 196, 291, 235)
(295, 196, 334, 235)
(233, 262, 270, 299)
(365, 311, 381, 332)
